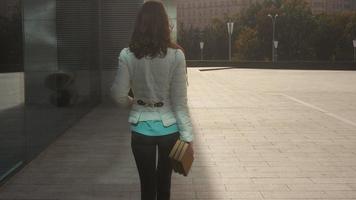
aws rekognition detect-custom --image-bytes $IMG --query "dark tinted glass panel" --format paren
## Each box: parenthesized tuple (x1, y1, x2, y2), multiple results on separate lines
(24, 0, 101, 160)
(1, 0, 142, 184)
(1, 0, 102, 183)
(0, 0, 25, 181)
(0, 0, 22, 72)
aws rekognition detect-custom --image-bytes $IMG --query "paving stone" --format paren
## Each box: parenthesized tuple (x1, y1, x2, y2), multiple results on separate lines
(1, 68, 356, 199)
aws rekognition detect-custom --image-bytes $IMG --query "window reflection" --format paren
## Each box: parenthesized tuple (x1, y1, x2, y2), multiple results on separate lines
(0, 0, 101, 183)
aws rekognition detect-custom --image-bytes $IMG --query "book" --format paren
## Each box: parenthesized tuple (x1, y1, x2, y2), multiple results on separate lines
(179, 142, 194, 176)
(178, 142, 189, 161)
(174, 140, 185, 174)
(169, 139, 194, 176)
(169, 139, 181, 158)
(169, 139, 181, 173)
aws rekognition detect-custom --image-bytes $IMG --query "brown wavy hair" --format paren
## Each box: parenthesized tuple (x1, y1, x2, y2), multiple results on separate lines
(129, 0, 183, 59)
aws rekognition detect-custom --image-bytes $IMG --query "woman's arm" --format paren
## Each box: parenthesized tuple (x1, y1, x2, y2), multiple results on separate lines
(170, 49, 194, 142)
(110, 49, 134, 108)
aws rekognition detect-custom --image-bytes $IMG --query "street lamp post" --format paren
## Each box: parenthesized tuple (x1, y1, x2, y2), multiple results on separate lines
(200, 41, 204, 60)
(274, 40, 279, 62)
(227, 21, 234, 61)
(353, 40, 356, 63)
(268, 14, 278, 63)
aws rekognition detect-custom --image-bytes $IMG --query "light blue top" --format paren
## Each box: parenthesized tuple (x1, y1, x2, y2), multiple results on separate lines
(131, 120, 179, 136)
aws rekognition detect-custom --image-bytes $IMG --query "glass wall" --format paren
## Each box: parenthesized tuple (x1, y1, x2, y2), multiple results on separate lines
(0, 0, 25, 182)
(1, 0, 144, 184)
(24, 0, 101, 160)
(0, 0, 102, 183)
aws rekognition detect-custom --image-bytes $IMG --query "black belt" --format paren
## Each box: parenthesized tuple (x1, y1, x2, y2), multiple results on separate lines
(137, 99, 164, 107)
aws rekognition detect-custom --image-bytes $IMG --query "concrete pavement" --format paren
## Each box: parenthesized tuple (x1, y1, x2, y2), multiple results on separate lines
(1, 67, 356, 199)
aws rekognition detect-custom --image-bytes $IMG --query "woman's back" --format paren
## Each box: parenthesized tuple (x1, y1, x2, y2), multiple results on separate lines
(110, 1, 193, 199)
(121, 47, 186, 103)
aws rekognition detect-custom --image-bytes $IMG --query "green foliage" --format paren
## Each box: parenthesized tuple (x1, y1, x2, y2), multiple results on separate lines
(234, 27, 260, 60)
(178, 17, 231, 60)
(203, 18, 229, 60)
(177, 23, 200, 60)
(277, 0, 316, 60)
(177, 0, 356, 61)
(312, 12, 356, 61)
(235, 0, 318, 61)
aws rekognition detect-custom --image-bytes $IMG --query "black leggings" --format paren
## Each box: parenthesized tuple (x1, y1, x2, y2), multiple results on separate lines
(131, 131, 180, 200)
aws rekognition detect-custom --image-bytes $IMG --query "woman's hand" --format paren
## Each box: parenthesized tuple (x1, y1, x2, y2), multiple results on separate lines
(128, 96, 134, 107)
(187, 141, 194, 155)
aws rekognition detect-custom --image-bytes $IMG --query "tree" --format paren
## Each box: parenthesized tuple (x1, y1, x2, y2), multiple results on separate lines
(312, 14, 339, 60)
(234, 27, 260, 60)
(177, 23, 201, 60)
(334, 12, 356, 61)
(235, 0, 317, 61)
(203, 18, 229, 60)
(178, 0, 356, 61)
(275, 0, 316, 60)
(313, 12, 356, 61)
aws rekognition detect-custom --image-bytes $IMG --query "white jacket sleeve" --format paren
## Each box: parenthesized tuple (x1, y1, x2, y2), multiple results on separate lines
(170, 49, 194, 142)
(110, 49, 134, 108)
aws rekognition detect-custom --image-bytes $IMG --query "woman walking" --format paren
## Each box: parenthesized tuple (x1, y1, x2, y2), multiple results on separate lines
(110, 1, 194, 200)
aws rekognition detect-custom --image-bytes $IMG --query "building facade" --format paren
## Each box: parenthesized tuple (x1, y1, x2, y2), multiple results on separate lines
(306, 0, 356, 14)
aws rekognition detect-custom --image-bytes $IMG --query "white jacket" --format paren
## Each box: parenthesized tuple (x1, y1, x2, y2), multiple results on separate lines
(110, 47, 194, 142)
